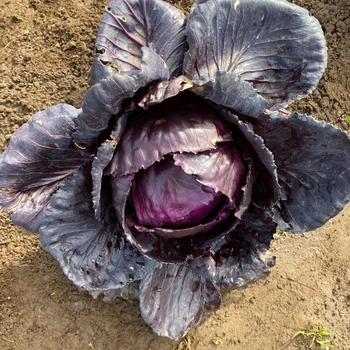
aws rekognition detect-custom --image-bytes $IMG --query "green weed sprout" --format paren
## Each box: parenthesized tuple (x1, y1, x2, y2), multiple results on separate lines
(292, 322, 336, 349)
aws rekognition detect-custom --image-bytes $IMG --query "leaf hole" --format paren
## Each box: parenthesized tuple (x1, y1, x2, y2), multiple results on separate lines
(191, 281, 200, 292)
(95, 47, 105, 54)
(117, 15, 126, 22)
(98, 59, 120, 73)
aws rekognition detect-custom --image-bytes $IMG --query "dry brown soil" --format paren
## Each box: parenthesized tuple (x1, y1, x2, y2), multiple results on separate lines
(0, 0, 349, 349)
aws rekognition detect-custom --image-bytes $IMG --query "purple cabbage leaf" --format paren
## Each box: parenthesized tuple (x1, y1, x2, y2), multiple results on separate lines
(39, 164, 158, 292)
(73, 47, 170, 152)
(1, 0, 349, 341)
(88, 0, 187, 84)
(0, 104, 91, 232)
(184, 0, 327, 113)
(191, 205, 277, 290)
(252, 111, 350, 232)
(139, 263, 220, 339)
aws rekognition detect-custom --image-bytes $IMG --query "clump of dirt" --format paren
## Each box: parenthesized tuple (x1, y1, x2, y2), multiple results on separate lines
(0, 1, 349, 349)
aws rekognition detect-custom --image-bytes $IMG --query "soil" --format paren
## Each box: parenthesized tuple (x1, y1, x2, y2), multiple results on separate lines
(0, 0, 349, 349)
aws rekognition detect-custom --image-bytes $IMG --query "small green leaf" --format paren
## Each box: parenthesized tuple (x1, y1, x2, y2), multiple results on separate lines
(345, 116, 350, 126)
(292, 322, 336, 349)
(277, 230, 287, 236)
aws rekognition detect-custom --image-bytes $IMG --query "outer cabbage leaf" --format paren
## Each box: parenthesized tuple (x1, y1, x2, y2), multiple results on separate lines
(0, 104, 91, 232)
(184, 0, 327, 111)
(138, 75, 193, 109)
(40, 165, 157, 291)
(91, 114, 128, 220)
(73, 47, 170, 152)
(191, 71, 268, 117)
(217, 107, 280, 209)
(253, 111, 350, 232)
(191, 205, 276, 289)
(139, 263, 220, 340)
(89, 0, 187, 84)
(0, 183, 60, 233)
